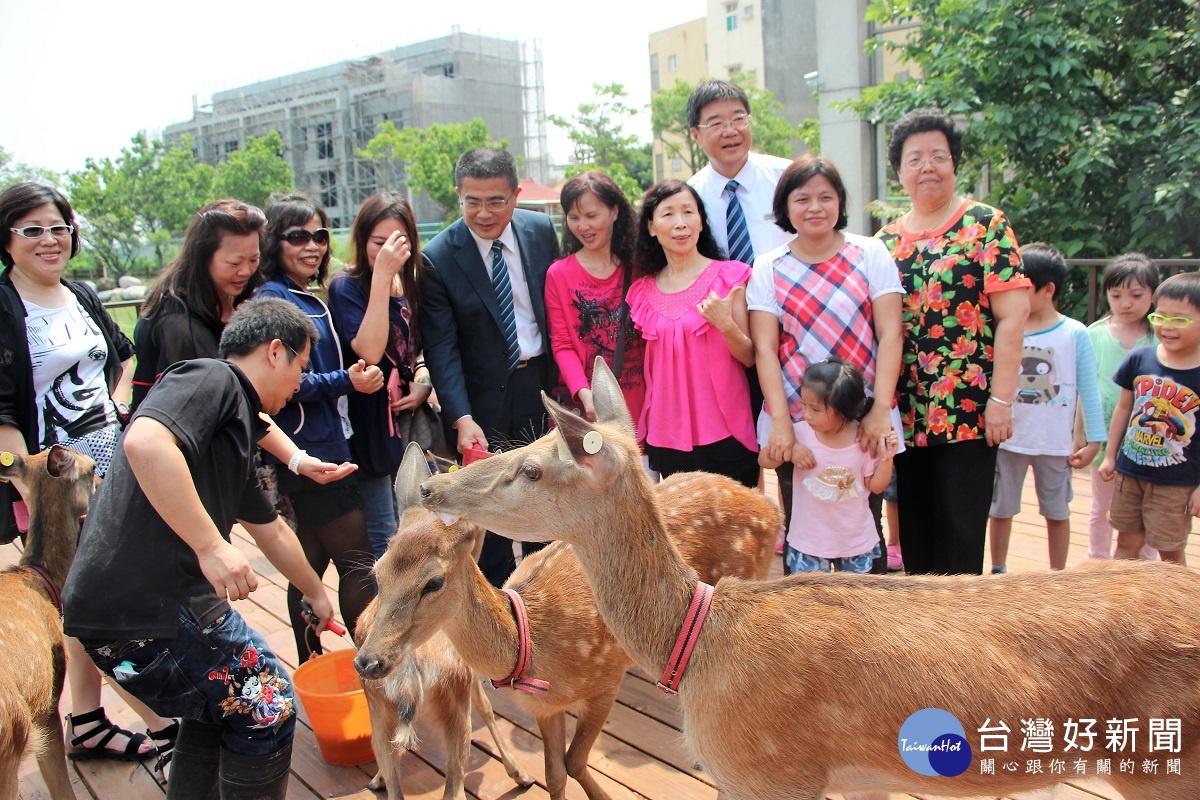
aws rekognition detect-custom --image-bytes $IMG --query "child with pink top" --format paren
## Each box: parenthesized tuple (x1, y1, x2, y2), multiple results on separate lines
(760, 359, 898, 572)
(627, 180, 758, 487)
(545, 171, 645, 424)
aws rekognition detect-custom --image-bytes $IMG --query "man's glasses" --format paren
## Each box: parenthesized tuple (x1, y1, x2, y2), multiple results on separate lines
(284, 344, 313, 377)
(1148, 312, 1196, 328)
(280, 228, 330, 246)
(695, 114, 751, 133)
(460, 195, 514, 213)
(10, 225, 74, 239)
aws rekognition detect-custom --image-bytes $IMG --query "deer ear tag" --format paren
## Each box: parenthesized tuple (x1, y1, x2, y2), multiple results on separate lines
(583, 431, 603, 455)
(0, 452, 13, 467)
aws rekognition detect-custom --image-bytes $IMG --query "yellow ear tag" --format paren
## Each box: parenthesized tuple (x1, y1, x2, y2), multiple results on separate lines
(0, 452, 13, 467)
(448, 464, 459, 472)
(583, 431, 603, 455)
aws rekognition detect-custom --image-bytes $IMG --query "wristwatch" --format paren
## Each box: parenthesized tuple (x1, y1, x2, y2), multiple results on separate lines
(114, 400, 131, 425)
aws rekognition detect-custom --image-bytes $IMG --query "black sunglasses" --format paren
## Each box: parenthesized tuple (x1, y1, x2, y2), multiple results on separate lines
(280, 228, 330, 246)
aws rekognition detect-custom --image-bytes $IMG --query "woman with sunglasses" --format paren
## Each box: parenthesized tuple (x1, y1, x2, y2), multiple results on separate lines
(0, 182, 177, 770)
(253, 195, 381, 659)
(328, 191, 428, 558)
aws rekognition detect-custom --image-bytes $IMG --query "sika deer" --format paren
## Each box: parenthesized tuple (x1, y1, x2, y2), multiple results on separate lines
(418, 359, 1200, 800)
(355, 442, 778, 800)
(0, 446, 96, 800)
(355, 594, 534, 800)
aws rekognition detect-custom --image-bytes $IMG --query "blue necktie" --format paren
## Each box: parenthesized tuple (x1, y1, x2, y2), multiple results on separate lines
(491, 240, 521, 373)
(725, 179, 755, 265)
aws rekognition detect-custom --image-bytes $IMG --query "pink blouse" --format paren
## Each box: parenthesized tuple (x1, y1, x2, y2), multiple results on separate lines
(627, 260, 757, 452)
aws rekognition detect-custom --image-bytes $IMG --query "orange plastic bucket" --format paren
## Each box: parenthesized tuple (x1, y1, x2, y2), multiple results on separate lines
(292, 649, 374, 765)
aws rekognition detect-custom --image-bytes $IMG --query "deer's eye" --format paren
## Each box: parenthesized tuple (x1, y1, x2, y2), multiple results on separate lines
(421, 576, 445, 596)
(522, 464, 541, 481)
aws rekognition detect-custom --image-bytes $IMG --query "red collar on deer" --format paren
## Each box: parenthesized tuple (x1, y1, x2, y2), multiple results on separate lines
(657, 581, 714, 695)
(492, 589, 551, 696)
(23, 564, 63, 615)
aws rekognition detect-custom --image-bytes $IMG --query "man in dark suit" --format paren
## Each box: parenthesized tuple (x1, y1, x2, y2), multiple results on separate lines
(421, 147, 559, 586)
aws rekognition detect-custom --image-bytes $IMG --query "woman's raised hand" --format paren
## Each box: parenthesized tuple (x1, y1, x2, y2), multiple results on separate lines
(697, 284, 745, 332)
(374, 231, 411, 280)
(349, 359, 384, 394)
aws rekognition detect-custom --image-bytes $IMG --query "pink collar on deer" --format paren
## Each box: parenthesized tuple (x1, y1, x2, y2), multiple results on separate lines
(657, 581, 715, 695)
(23, 564, 63, 616)
(492, 589, 551, 696)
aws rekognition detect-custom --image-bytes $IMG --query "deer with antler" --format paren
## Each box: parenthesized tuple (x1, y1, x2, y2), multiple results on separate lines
(354, 441, 780, 800)
(417, 358, 1200, 800)
(0, 446, 96, 800)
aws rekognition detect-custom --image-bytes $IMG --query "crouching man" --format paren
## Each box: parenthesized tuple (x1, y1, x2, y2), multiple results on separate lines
(63, 298, 339, 799)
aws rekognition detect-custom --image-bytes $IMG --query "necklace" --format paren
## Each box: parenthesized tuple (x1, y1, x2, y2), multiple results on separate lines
(905, 196, 961, 240)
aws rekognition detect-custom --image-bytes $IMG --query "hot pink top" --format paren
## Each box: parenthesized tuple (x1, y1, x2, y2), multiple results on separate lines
(545, 253, 647, 425)
(627, 259, 757, 452)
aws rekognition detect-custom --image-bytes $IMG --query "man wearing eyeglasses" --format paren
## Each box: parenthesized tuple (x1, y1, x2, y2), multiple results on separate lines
(686, 80, 795, 265)
(421, 147, 559, 586)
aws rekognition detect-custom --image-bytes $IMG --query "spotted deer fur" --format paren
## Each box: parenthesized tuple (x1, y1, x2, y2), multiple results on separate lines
(417, 359, 1200, 800)
(0, 446, 96, 800)
(355, 442, 779, 800)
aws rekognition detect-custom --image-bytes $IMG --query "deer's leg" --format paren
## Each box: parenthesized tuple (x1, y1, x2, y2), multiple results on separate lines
(436, 671, 472, 800)
(363, 681, 403, 799)
(564, 690, 619, 800)
(536, 711, 570, 800)
(470, 679, 533, 787)
(34, 708, 78, 800)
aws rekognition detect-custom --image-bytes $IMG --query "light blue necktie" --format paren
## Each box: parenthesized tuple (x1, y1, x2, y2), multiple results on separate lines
(725, 179, 755, 265)
(491, 240, 521, 373)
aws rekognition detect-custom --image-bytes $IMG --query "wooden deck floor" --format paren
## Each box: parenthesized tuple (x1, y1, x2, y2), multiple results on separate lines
(11, 467, 1199, 800)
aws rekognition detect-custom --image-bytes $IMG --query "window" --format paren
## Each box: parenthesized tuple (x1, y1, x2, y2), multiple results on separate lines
(316, 122, 334, 160)
(654, 152, 664, 179)
(672, 157, 683, 173)
(743, 4, 754, 18)
(725, 3, 739, 30)
(223, 140, 238, 155)
(319, 170, 338, 208)
(650, 53, 659, 92)
(668, 55, 677, 72)
(727, 64, 742, 78)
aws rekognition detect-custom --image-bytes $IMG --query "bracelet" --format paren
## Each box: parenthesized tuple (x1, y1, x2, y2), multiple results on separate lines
(987, 395, 1013, 407)
(287, 450, 307, 474)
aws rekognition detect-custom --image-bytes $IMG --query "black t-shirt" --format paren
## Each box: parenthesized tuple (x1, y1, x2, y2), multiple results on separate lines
(63, 359, 275, 640)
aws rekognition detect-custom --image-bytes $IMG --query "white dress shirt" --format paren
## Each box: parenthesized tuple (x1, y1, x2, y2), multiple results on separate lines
(689, 152, 796, 260)
(468, 223, 544, 359)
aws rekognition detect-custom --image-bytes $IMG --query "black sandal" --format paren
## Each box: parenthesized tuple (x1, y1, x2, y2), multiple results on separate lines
(66, 707, 157, 762)
(149, 720, 179, 781)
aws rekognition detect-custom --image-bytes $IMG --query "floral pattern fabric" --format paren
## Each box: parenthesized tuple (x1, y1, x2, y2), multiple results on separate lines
(876, 201, 1029, 447)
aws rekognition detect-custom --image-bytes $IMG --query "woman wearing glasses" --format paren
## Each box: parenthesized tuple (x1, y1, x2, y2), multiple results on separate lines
(875, 107, 1030, 575)
(254, 196, 380, 659)
(0, 182, 177, 769)
(328, 192, 428, 558)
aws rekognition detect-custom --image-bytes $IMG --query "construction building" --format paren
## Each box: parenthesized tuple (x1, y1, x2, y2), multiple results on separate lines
(164, 30, 548, 225)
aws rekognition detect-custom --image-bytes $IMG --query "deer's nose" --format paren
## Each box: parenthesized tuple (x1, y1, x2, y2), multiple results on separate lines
(354, 653, 386, 680)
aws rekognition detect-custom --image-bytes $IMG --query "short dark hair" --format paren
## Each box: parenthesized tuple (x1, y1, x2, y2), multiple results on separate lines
(802, 358, 870, 423)
(346, 191, 423, 324)
(141, 199, 266, 327)
(218, 297, 318, 358)
(687, 80, 750, 129)
(887, 107, 963, 175)
(0, 182, 82, 268)
(1020, 242, 1067, 302)
(454, 148, 518, 191)
(1102, 252, 1160, 295)
(560, 170, 636, 268)
(634, 181, 723, 275)
(262, 195, 332, 287)
(772, 155, 849, 233)
(1155, 272, 1200, 313)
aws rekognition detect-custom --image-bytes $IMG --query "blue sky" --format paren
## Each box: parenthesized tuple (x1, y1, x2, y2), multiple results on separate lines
(0, 0, 705, 174)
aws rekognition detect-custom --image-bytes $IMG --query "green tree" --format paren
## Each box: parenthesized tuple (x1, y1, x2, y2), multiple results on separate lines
(359, 119, 505, 219)
(212, 131, 294, 211)
(650, 75, 814, 177)
(0, 146, 60, 190)
(549, 83, 654, 200)
(848, 0, 1200, 262)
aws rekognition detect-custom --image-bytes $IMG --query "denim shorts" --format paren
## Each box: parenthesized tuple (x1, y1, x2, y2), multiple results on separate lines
(81, 606, 296, 756)
(786, 542, 881, 574)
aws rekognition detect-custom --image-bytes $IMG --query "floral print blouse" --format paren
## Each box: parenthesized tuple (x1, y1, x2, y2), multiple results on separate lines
(876, 200, 1029, 447)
